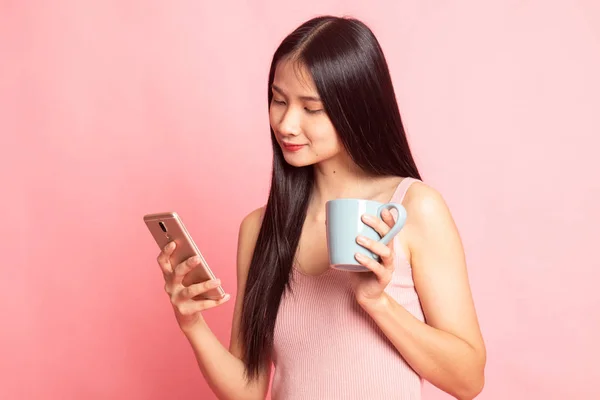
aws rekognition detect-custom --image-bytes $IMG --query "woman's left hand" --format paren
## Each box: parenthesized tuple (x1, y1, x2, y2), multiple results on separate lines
(349, 208, 397, 306)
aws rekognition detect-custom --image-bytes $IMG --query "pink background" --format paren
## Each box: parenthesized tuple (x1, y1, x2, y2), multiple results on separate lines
(2, 1, 599, 399)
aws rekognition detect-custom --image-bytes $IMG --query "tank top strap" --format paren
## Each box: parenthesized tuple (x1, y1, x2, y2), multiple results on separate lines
(391, 177, 420, 204)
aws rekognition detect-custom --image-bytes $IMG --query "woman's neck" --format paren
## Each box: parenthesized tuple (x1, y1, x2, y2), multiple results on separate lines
(311, 165, 372, 203)
(307, 156, 399, 221)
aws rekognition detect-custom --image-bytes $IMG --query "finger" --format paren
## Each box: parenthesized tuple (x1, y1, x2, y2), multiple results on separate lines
(380, 209, 396, 228)
(354, 252, 388, 280)
(175, 294, 231, 315)
(179, 279, 222, 300)
(380, 210, 398, 251)
(172, 255, 202, 283)
(356, 235, 395, 270)
(361, 214, 391, 237)
(157, 241, 176, 275)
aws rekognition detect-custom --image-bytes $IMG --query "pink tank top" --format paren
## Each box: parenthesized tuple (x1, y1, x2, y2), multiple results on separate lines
(272, 178, 425, 400)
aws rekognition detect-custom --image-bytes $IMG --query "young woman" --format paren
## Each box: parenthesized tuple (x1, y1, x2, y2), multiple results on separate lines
(156, 15, 486, 400)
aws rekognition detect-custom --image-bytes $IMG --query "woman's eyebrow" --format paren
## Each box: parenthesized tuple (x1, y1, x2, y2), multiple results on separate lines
(271, 84, 322, 102)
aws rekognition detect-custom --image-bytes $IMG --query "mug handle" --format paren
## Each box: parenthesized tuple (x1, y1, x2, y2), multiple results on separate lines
(376, 203, 407, 246)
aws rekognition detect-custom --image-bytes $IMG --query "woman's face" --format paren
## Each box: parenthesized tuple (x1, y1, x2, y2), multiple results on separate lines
(269, 58, 344, 167)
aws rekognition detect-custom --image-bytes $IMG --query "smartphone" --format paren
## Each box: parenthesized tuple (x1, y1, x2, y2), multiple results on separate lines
(143, 211, 225, 300)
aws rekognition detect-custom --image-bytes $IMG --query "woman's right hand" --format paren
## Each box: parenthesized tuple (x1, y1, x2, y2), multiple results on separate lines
(157, 241, 231, 333)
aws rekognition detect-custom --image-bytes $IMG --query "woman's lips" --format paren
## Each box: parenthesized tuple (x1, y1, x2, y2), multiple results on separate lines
(282, 143, 305, 152)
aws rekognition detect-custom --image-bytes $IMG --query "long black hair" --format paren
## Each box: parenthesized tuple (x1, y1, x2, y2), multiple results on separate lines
(239, 15, 422, 380)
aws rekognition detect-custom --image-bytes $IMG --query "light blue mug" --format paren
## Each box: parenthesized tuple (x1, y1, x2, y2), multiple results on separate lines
(326, 199, 407, 272)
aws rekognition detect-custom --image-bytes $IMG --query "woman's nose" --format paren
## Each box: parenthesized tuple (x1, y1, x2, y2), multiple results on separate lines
(277, 108, 302, 137)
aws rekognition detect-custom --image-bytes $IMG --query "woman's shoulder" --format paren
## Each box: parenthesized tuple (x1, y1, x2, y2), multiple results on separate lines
(240, 205, 266, 234)
(399, 180, 462, 265)
(402, 179, 454, 231)
(238, 205, 266, 247)
(235, 206, 266, 280)
(237, 205, 266, 257)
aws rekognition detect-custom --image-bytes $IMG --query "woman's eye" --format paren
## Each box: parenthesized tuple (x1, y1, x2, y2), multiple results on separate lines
(273, 99, 286, 105)
(304, 107, 323, 114)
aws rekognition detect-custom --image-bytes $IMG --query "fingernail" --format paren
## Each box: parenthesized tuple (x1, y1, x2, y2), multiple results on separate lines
(223, 294, 231, 301)
(362, 214, 374, 222)
(164, 242, 174, 251)
(355, 252, 366, 260)
(356, 235, 367, 245)
(213, 279, 221, 286)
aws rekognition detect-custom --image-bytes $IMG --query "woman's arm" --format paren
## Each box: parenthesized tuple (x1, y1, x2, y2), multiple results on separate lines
(182, 207, 271, 400)
(358, 183, 486, 400)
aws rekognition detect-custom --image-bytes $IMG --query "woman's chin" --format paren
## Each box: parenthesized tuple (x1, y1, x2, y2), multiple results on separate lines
(284, 158, 313, 168)
(282, 153, 315, 167)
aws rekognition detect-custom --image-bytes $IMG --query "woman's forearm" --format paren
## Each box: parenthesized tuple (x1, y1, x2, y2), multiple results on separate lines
(360, 294, 485, 400)
(183, 321, 269, 400)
